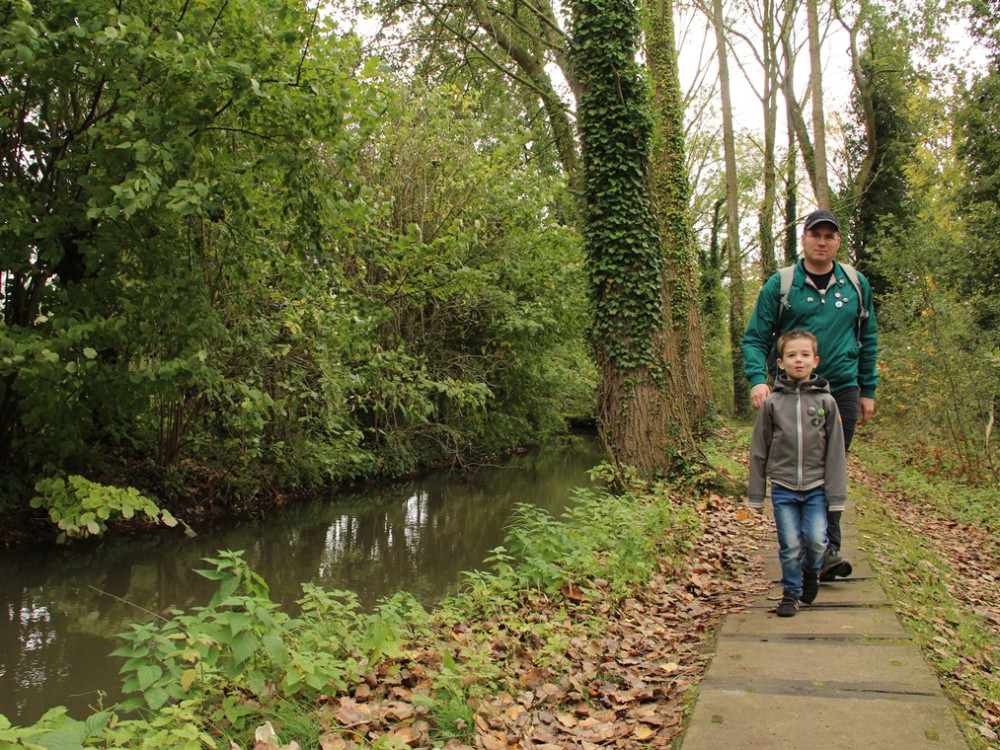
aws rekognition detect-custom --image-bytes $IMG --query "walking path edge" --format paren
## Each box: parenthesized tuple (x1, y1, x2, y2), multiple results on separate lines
(678, 502, 970, 750)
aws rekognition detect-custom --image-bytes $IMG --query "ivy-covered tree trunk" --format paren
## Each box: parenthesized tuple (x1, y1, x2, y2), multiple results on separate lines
(783, 118, 800, 264)
(644, 0, 716, 433)
(571, 0, 704, 480)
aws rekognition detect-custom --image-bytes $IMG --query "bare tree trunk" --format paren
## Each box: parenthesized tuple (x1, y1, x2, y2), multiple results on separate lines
(836, 0, 876, 209)
(806, 0, 831, 207)
(387, 0, 584, 201)
(711, 0, 749, 416)
(464, 0, 583, 198)
(779, 13, 821, 204)
(757, 0, 780, 279)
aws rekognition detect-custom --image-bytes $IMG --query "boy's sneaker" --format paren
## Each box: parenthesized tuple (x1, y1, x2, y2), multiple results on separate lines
(801, 572, 819, 605)
(776, 592, 799, 617)
(819, 551, 853, 582)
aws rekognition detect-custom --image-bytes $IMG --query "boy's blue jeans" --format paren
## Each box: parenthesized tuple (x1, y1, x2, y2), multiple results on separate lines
(771, 485, 828, 597)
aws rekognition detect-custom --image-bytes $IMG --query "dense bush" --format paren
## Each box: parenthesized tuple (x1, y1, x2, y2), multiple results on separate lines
(0, 0, 594, 530)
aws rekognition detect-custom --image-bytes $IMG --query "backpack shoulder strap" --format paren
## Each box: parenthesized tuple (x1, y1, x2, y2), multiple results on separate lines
(778, 265, 795, 297)
(838, 263, 870, 321)
(775, 265, 796, 328)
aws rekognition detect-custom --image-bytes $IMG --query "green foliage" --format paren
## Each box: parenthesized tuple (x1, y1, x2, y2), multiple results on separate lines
(344, 82, 593, 467)
(115, 552, 346, 718)
(956, 50, 1000, 329)
(864, 102, 1000, 486)
(857, 434, 1000, 537)
(873, 274, 1000, 482)
(0, 0, 382, 481)
(30, 476, 178, 543)
(842, 7, 921, 297)
(0, 317, 117, 472)
(421, 650, 477, 745)
(0, 707, 113, 750)
(466, 484, 700, 602)
(104, 550, 433, 743)
(0, 0, 594, 512)
(697, 200, 734, 415)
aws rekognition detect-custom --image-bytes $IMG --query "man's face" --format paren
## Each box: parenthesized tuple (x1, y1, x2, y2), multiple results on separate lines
(800, 222, 841, 270)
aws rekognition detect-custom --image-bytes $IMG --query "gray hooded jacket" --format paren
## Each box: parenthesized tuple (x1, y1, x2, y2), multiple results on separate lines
(748, 374, 847, 511)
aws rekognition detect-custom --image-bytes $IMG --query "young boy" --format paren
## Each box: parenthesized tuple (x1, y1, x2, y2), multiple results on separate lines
(748, 329, 848, 617)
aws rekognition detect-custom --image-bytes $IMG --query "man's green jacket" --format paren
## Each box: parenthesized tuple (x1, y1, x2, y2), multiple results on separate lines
(742, 259, 879, 397)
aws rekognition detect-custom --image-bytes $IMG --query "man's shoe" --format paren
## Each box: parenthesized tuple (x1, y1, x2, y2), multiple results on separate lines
(801, 572, 819, 605)
(819, 552, 853, 582)
(776, 592, 799, 617)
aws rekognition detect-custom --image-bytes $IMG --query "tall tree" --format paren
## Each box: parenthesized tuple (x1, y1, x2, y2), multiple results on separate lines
(839, 3, 918, 294)
(725, 0, 797, 277)
(956, 0, 1000, 328)
(783, 115, 800, 264)
(710, 0, 750, 416)
(571, 0, 706, 479)
(805, 0, 832, 208)
(778, 2, 823, 206)
(754, 0, 782, 280)
(360, 0, 583, 199)
(365, 0, 720, 435)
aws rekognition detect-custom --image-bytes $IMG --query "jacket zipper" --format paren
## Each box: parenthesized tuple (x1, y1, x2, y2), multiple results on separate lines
(795, 386, 804, 487)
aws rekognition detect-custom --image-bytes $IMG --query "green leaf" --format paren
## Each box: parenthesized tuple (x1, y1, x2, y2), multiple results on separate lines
(262, 631, 288, 665)
(143, 686, 170, 710)
(136, 664, 163, 690)
(229, 630, 259, 664)
(33, 720, 88, 750)
(225, 612, 253, 634)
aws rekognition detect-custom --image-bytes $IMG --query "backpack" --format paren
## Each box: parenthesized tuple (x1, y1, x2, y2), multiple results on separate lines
(766, 263, 869, 377)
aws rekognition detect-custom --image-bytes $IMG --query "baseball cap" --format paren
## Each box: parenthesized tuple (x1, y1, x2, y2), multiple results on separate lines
(803, 209, 840, 231)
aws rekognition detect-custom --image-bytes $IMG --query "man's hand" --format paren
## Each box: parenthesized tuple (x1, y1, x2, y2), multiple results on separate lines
(750, 383, 771, 410)
(859, 397, 875, 425)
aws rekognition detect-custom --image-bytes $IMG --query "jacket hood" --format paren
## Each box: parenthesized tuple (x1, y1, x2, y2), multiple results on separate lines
(772, 374, 831, 394)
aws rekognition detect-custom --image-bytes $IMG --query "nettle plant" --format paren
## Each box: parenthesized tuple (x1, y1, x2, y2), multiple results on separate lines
(112, 551, 430, 735)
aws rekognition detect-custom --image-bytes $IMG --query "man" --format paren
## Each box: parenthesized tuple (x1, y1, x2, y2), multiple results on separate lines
(742, 208, 878, 581)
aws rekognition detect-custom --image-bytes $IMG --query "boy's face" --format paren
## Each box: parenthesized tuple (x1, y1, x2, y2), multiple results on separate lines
(777, 337, 819, 381)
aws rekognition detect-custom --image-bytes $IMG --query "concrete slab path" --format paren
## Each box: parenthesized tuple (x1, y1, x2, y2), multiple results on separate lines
(680, 503, 969, 749)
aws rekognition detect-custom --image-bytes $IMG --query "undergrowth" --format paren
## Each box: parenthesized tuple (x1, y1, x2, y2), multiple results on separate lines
(855, 434, 1000, 539)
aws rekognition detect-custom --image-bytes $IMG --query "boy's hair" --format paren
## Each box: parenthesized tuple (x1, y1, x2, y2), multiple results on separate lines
(777, 329, 818, 358)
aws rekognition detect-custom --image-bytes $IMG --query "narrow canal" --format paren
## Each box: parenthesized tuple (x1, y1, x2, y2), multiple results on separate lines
(0, 433, 603, 725)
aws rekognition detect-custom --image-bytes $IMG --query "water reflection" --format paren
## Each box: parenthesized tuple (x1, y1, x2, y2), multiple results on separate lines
(0, 433, 603, 725)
